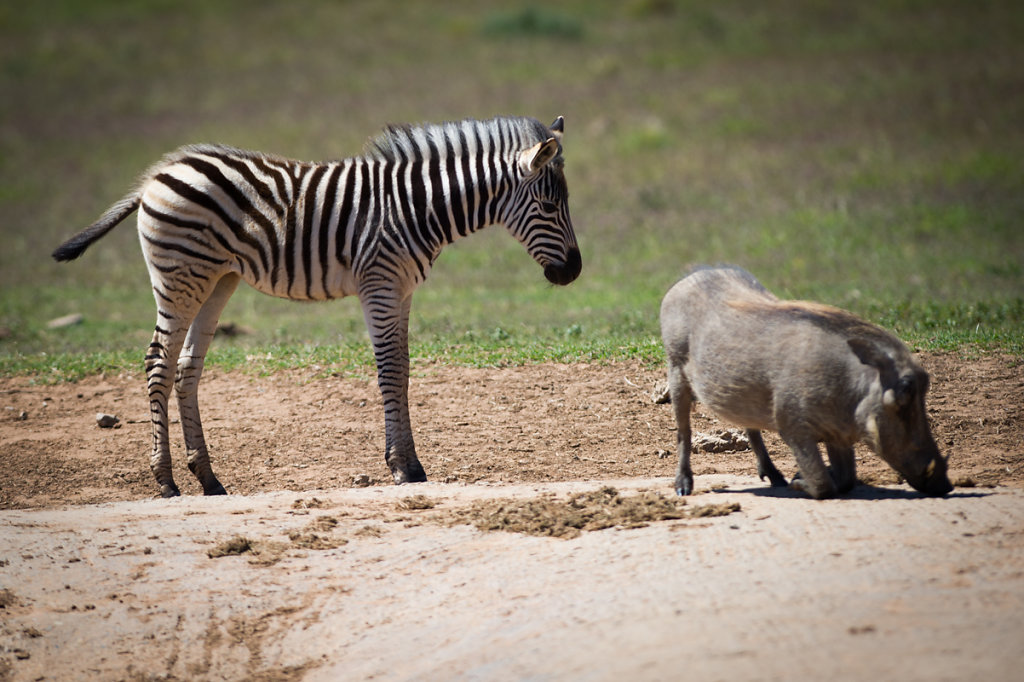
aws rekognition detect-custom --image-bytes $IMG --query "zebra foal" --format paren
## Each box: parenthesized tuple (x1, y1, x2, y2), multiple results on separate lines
(53, 116, 581, 497)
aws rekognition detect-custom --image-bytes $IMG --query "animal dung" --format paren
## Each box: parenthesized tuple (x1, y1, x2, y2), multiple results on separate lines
(694, 430, 750, 453)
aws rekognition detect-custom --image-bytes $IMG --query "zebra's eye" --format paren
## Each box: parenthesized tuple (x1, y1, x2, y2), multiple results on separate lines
(540, 201, 558, 214)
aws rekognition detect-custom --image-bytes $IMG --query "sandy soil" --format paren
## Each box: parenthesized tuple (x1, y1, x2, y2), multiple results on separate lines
(1, 352, 1023, 680)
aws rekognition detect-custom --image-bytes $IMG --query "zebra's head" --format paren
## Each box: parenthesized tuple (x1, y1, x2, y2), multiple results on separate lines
(505, 116, 582, 286)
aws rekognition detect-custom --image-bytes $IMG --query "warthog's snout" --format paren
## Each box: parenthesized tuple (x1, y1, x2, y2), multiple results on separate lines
(544, 247, 582, 286)
(905, 454, 953, 497)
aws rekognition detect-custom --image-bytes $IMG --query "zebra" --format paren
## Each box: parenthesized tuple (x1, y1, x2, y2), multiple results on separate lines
(52, 115, 581, 498)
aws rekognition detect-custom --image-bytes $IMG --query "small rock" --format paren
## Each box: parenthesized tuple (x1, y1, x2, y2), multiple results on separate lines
(694, 429, 750, 453)
(47, 313, 84, 329)
(17, 410, 28, 421)
(96, 413, 120, 428)
(656, 449, 671, 459)
(352, 474, 371, 488)
(652, 383, 671, 404)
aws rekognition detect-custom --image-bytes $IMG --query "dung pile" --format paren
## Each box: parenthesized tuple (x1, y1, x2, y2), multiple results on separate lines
(441, 486, 739, 539)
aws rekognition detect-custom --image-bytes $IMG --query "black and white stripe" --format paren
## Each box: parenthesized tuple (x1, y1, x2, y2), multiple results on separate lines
(53, 115, 581, 497)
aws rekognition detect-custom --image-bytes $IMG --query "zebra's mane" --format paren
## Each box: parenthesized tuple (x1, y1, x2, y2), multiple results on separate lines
(364, 116, 556, 163)
(154, 142, 292, 169)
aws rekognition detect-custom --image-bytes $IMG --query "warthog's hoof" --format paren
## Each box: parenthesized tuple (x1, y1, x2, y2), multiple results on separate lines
(788, 476, 837, 500)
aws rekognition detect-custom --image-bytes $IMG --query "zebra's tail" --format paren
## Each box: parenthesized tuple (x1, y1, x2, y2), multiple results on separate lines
(51, 190, 142, 262)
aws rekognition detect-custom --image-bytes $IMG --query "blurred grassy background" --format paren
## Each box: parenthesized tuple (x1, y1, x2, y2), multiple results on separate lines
(2, 0, 1022, 378)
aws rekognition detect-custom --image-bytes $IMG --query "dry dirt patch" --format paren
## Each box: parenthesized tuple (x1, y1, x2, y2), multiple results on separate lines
(1, 353, 1023, 681)
(1, 352, 1021, 508)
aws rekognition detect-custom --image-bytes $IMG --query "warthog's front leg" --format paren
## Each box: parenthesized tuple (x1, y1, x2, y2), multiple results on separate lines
(747, 429, 788, 488)
(825, 443, 857, 494)
(782, 434, 838, 499)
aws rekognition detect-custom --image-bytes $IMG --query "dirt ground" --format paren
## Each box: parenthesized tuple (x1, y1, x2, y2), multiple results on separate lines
(1, 352, 1023, 680)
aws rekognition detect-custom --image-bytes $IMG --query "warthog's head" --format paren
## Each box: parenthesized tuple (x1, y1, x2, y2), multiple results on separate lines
(850, 339, 953, 497)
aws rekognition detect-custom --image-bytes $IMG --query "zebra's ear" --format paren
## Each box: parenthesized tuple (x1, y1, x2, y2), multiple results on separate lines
(519, 137, 560, 175)
(550, 116, 564, 140)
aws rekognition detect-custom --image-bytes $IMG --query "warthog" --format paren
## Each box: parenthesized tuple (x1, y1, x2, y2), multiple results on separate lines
(660, 266, 952, 499)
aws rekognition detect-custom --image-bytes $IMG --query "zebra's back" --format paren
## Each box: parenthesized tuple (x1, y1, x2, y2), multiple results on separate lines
(138, 144, 370, 301)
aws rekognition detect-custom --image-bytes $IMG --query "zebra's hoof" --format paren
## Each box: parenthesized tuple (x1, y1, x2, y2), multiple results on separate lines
(203, 481, 228, 496)
(159, 483, 181, 498)
(408, 464, 427, 483)
(392, 469, 428, 485)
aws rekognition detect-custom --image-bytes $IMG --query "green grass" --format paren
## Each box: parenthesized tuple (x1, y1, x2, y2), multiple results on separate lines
(2, 0, 1022, 381)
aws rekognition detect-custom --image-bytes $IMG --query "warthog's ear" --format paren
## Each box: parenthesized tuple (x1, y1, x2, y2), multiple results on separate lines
(848, 338, 887, 368)
(848, 338, 898, 384)
(519, 137, 561, 174)
(852, 338, 917, 410)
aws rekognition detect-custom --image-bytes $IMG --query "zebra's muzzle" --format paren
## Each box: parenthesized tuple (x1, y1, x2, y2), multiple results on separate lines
(543, 247, 582, 286)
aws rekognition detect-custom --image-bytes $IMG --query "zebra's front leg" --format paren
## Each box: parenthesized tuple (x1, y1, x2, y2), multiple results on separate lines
(362, 289, 427, 484)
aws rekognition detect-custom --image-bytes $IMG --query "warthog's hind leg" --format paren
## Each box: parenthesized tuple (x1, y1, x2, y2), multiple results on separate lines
(668, 365, 694, 496)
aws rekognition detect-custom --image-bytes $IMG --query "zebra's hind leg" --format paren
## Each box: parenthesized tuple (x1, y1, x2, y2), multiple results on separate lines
(175, 273, 241, 496)
(147, 303, 199, 498)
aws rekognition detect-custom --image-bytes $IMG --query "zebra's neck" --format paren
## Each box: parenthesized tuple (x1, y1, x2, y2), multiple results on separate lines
(389, 154, 506, 253)
(362, 118, 539, 255)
